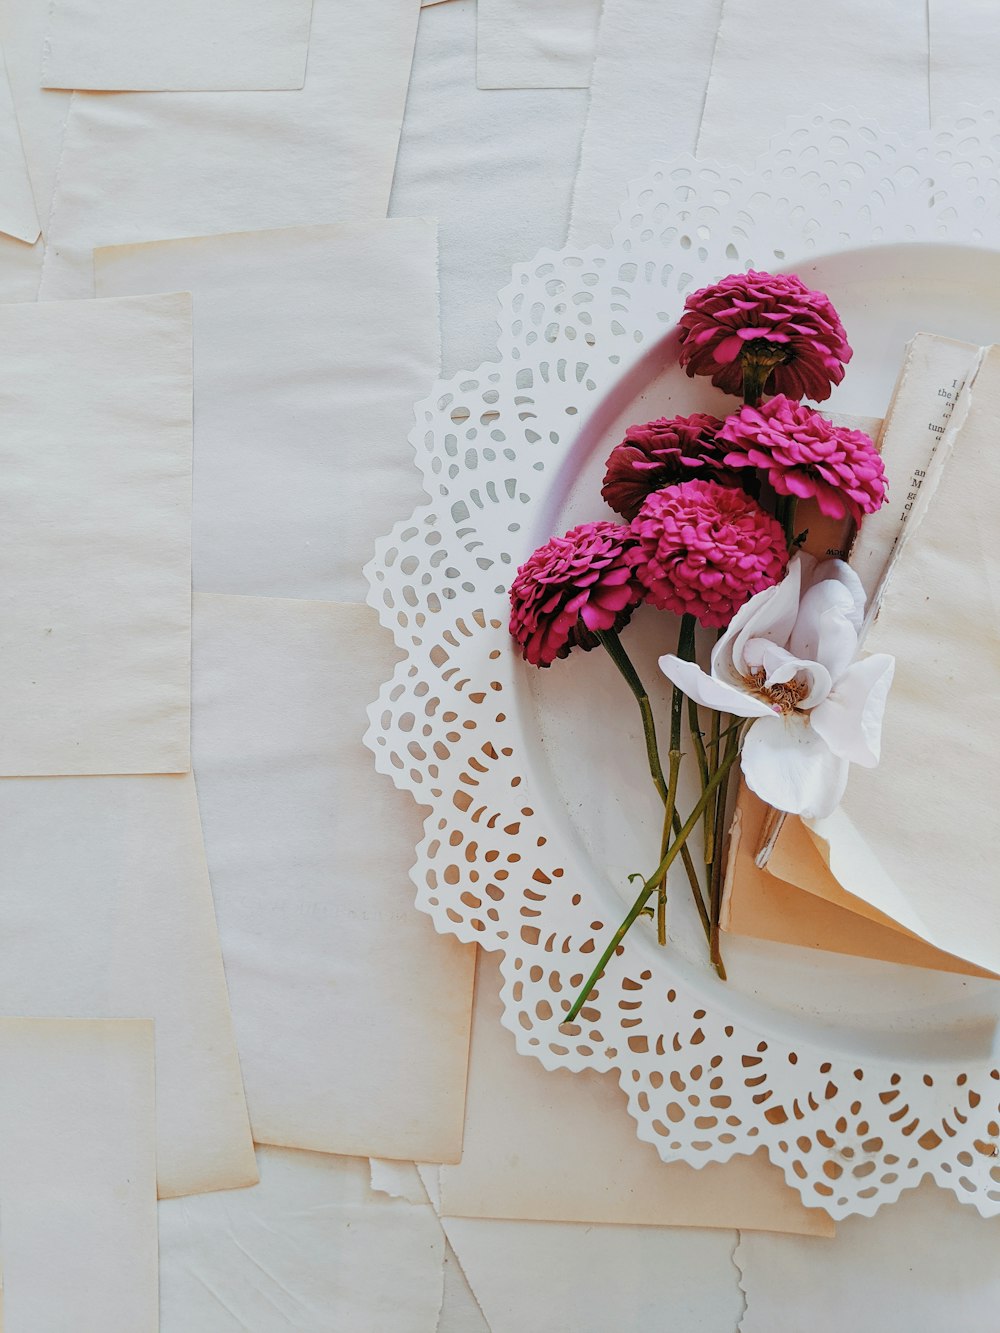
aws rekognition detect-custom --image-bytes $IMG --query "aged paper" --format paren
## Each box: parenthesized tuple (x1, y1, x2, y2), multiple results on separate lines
(96, 220, 438, 601)
(42, 0, 313, 91)
(806, 345, 1000, 975)
(722, 786, 994, 978)
(0, 0, 72, 217)
(438, 953, 833, 1235)
(40, 0, 421, 298)
(697, 0, 929, 165)
(929, 0, 1000, 123)
(0, 294, 192, 775)
(0, 1018, 157, 1332)
(0, 774, 258, 1198)
(849, 335, 978, 607)
(0, 44, 37, 241)
(191, 595, 476, 1161)
(569, 0, 723, 244)
(477, 0, 601, 89)
(160, 1148, 445, 1333)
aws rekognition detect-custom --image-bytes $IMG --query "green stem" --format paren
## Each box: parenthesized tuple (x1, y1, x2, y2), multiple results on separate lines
(658, 616, 695, 944)
(564, 737, 743, 1024)
(596, 625, 706, 941)
(595, 629, 667, 803)
(774, 494, 799, 552)
(708, 719, 740, 978)
(704, 708, 721, 864)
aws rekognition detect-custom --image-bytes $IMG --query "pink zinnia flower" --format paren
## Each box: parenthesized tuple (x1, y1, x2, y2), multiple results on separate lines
(718, 396, 887, 523)
(601, 413, 738, 521)
(677, 270, 852, 403)
(628, 480, 788, 628)
(509, 521, 643, 667)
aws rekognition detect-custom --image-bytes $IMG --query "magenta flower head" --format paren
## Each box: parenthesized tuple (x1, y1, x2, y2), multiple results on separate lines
(628, 480, 788, 628)
(601, 412, 738, 521)
(718, 396, 887, 523)
(509, 521, 644, 667)
(677, 270, 852, 403)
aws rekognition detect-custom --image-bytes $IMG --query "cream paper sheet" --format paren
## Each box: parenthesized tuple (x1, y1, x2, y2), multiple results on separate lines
(476, 0, 601, 89)
(0, 293, 192, 775)
(0, 1018, 158, 1333)
(437, 953, 833, 1236)
(40, 0, 421, 298)
(806, 344, 1000, 975)
(568, 0, 724, 245)
(929, 0, 1000, 124)
(0, 44, 37, 242)
(95, 220, 437, 602)
(42, 0, 314, 92)
(191, 594, 476, 1161)
(159, 1149, 446, 1333)
(0, 774, 258, 1198)
(697, 0, 929, 165)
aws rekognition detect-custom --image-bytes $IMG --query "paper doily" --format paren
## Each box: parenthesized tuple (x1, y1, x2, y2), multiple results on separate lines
(366, 109, 1000, 1220)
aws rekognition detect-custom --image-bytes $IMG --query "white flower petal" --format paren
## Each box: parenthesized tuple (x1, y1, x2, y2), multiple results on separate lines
(713, 554, 807, 681)
(788, 579, 860, 682)
(658, 654, 773, 717)
(809, 653, 895, 767)
(805, 557, 866, 630)
(741, 714, 850, 819)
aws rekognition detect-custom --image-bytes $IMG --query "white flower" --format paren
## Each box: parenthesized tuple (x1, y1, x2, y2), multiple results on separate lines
(658, 553, 895, 820)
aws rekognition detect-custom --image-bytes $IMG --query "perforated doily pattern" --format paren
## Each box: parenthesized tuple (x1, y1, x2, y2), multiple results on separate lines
(365, 111, 1000, 1220)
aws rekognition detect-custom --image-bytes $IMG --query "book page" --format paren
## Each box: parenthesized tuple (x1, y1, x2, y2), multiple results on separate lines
(42, 0, 313, 91)
(0, 293, 192, 775)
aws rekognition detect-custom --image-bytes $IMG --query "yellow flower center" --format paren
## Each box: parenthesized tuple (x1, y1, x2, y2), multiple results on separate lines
(742, 667, 810, 715)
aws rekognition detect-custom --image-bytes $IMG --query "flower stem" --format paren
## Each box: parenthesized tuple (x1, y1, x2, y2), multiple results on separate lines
(774, 494, 799, 551)
(564, 741, 743, 1024)
(704, 708, 721, 864)
(595, 628, 667, 803)
(707, 717, 740, 978)
(659, 616, 695, 944)
(596, 625, 707, 939)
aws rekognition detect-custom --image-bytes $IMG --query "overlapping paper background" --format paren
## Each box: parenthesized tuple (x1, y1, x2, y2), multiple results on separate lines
(2, 0, 1000, 1328)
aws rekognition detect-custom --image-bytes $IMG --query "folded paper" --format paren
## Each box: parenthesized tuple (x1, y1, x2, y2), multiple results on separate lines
(801, 344, 1000, 976)
(191, 594, 476, 1161)
(40, 0, 421, 298)
(569, 0, 723, 244)
(697, 0, 928, 165)
(96, 220, 438, 601)
(42, 0, 313, 91)
(0, 1018, 157, 1333)
(476, 0, 601, 89)
(0, 774, 258, 1197)
(0, 293, 192, 775)
(438, 952, 834, 1235)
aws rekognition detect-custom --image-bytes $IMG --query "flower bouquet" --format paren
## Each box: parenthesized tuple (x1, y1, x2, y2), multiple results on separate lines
(508, 271, 894, 1019)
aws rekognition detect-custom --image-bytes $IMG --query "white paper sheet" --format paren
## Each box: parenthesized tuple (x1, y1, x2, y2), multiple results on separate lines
(443, 1215, 745, 1333)
(0, 293, 192, 775)
(390, 0, 587, 374)
(191, 595, 476, 1161)
(439, 953, 833, 1235)
(159, 1148, 446, 1333)
(697, 0, 929, 164)
(476, 0, 601, 89)
(568, 0, 723, 245)
(0, 774, 258, 1198)
(808, 344, 1000, 975)
(40, 0, 421, 298)
(738, 1179, 1000, 1333)
(0, 1018, 158, 1333)
(96, 220, 438, 602)
(0, 0, 72, 218)
(0, 43, 37, 241)
(42, 0, 314, 91)
(929, 0, 1000, 123)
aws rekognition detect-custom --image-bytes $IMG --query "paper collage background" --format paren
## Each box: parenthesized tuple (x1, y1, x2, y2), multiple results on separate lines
(3, 0, 1000, 1328)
